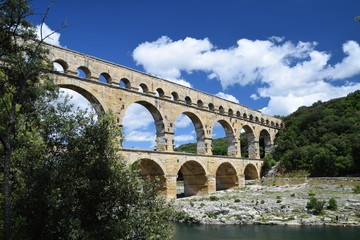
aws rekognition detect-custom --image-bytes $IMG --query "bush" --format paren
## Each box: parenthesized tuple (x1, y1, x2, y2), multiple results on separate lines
(327, 198, 338, 210)
(308, 192, 316, 197)
(276, 199, 282, 203)
(260, 200, 265, 204)
(353, 185, 360, 194)
(290, 193, 296, 197)
(234, 199, 241, 203)
(210, 196, 219, 201)
(306, 197, 325, 215)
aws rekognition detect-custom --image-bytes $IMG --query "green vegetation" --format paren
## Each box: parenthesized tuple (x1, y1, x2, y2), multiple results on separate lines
(0, 1, 173, 239)
(353, 185, 360, 194)
(273, 91, 360, 176)
(306, 197, 325, 215)
(327, 198, 338, 211)
(209, 195, 219, 201)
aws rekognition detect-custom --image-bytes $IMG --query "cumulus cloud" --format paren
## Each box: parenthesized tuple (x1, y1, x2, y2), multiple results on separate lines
(122, 104, 154, 132)
(125, 131, 156, 142)
(215, 92, 239, 103)
(133, 36, 360, 116)
(175, 114, 192, 128)
(174, 134, 195, 142)
(35, 23, 61, 46)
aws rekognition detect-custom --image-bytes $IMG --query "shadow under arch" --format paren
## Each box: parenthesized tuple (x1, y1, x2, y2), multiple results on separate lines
(259, 129, 271, 159)
(216, 162, 238, 191)
(178, 160, 207, 197)
(244, 163, 259, 180)
(241, 125, 256, 158)
(132, 159, 167, 195)
(130, 100, 166, 151)
(58, 84, 105, 115)
(212, 120, 236, 156)
(179, 111, 206, 154)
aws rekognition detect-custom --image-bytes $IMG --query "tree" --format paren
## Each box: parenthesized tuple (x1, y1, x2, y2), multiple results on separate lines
(356, 16, 360, 22)
(11, 98, 173, 240)
(0, 0, 56, 238)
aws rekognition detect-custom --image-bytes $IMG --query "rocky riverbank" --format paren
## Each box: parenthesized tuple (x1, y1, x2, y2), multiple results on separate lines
(173, 178, 360, 226)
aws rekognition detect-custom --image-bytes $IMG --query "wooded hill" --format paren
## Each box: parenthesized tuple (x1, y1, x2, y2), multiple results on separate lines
(175, 90, 360, 177)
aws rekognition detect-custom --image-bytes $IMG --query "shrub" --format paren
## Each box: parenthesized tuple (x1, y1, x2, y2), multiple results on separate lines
(308, 192, 316, 197)
(261, 200, 265, 204)
(210, 195, 219, 201)
(290, 193, 295, 197)
(327, 198, 338, 210)
(306, 197, 325, 215)
(234, 199, 241, 203)
(276, 199, 282, 203)
(353, 185, 360, 194)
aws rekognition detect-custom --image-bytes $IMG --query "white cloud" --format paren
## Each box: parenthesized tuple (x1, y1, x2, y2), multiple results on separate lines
(175, 114, 192, 128)
(122, 104, 154, 131)
(215, 92, 239, 103)
(174, 134, 195, 142)
(35, 23, 61, 46)
(133, 36, 360, 116)
(125, 131, 156, 142)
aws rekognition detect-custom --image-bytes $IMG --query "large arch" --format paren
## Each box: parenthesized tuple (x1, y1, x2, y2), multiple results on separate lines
(178, 160, 208, 197)
(132, 159, 167, 195)
(244, 163, 259, 180)
(241, 125, 257, 158)
(216, 162, 238, 191)
(176, 112, 206, 154)
(259, 129, 271, 158)
(124, 100, 166, 150)
(57, 84, 105, 114)
(212, 120, 237, 156)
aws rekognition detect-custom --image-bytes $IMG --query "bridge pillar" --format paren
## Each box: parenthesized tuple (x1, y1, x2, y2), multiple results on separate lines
(197, 138, 212, 155)
(207, 174, 217, 194)
(164, 174, 177, 201)
(248, 136, 260, 159)
(238, 174, 245, 188)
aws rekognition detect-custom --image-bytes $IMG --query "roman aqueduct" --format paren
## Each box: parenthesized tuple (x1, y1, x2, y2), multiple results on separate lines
(47, 44, 283, 200)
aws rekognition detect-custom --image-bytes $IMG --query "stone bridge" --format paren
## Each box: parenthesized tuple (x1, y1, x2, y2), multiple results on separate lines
(46, 44, 283, 200)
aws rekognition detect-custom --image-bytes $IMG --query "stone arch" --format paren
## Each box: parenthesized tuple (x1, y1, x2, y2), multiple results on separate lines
(212, 120, 237, 156)
(156, 88, 165, 97)
(125, 100, 166, 150)
(216, 162, 238, 190)
(175, 111, 206, 154)
(249, 114, 254, 121)
(208, 103, 215, 111)
(133, 159, 167, 195)
(57, 84, 105, 114)
(236, 111, 241, 118)
(77, 66, 91, 78)
(53, 59, 68, 73)
(244, 163, 259, 180)
(243, 113, 248, 120)
(139, 83, 149, 93)
(259, 129, 271, 158)
(120, 78, 131, 88)
(197, 100, 203, 108)
(171, 91, 179, 101)
(241, 125, 257, 158)
(99, 72, 111, 83)
(178, 160, 208, 197)
(228, 108, 233, 116)
(185, 96, 192, 105)
(219, 106, 224, 114)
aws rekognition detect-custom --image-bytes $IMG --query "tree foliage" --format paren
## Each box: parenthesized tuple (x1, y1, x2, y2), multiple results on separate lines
(273, 91, 360, 176)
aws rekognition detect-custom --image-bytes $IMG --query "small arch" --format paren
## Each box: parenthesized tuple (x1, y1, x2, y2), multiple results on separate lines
(280, 123, 284, 128)
(197, 100, 203, 108)
(266, 119, 270, 125)
(139, 83, 149, 93)
(178, 160, 207, 197)
(53, 59, 68, 73)
(171, 91, 179, 101)
(216, 162, 238, 191)
(120, 78, 131, 88)
(156, 88, 165, 97)
(133, 159, 166, 195)
(228, 108, 233, 116)
(208, 103, 215, 111)
(244, 164, 259, 180)
(260, 118, 264, 124)
(271, 121, 275, 127)
(276, 123, 279, 128)
(77, 66, 91, 78)
(236, 111, 241, 118)
(243, 113, 247, 119)
(185, 96, 192, 105)
(219, 106, 224, 114)
(99, 72, 111, 83)
(249, 115, 254, 121)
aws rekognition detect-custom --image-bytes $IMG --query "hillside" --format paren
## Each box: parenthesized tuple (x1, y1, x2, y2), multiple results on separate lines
(273, 90, 360, 176)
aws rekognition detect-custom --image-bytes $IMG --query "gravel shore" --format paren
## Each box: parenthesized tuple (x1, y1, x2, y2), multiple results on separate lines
(173, 178, 360, 226)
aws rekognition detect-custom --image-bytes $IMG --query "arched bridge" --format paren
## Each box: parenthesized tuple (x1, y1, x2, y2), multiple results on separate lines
(46, 44, 283, 200)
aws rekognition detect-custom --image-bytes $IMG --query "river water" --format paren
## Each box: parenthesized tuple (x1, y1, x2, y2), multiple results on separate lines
(172, 223, 360, 240)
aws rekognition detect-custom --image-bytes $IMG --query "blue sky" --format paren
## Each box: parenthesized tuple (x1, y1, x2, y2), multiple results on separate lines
(30, 0, 360, 149)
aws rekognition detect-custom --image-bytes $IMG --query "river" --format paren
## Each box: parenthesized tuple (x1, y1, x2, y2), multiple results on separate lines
(172, 223, 360, 240)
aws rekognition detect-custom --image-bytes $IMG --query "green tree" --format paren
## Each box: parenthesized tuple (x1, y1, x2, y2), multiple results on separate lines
(0, 0, 56, 238)
(12, 99, 173, 240)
